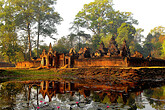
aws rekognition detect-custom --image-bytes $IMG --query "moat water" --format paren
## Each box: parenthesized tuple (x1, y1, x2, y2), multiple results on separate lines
(1, 77, 165, 110)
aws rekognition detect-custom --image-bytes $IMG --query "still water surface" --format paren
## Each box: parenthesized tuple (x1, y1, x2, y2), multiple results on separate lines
(0, 78, 165, 110)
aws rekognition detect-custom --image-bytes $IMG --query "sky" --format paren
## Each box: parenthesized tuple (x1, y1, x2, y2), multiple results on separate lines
(45, 0, 165, 44)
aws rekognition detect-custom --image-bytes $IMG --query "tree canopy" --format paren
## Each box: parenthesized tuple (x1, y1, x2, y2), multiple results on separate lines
(0, 0, 62, 63)
(1, 0, 165, 64)
(72, 0, 138, 50)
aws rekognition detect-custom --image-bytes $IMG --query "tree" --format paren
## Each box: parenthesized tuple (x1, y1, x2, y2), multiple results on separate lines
(77, 31, 91, 49)
(12, 0, 62, 60)
(150, 26, 165, 36)
(73, 0, 137, 50)
(32, 43, 49, 57)
(101, 34, 113, 47)
(33, 0, 62, 57)
(0, 0, 23, 63)
(68, 30, 91, 50)
(143, 26, 165, 58)
(162, 40, 165, 58)
(116, 23, 136, 53)
(67, 33, 77, 48)
(53, 36, 70, 53)
(134, 28, 144, 44)
(13, 0, 36, 59)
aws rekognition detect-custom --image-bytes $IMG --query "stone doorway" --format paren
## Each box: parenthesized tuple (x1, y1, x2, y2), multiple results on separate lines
(66, 59, 69, 64)
(49, 56, 53, 67)
(43, 57, 46, 66)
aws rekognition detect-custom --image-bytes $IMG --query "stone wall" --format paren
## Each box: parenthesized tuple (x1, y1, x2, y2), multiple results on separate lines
(127, 57, 165, 67)
(16, 61, 41, 68)
(0, 62, 15, 67)
(74, 57, 127, 68)
(127, 57, 148, 67)
(149, 59, 165, 66)
(58, 54, 65, 68)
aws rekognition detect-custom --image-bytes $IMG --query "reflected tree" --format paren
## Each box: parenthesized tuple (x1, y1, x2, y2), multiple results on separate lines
(0, 82, 24, 109)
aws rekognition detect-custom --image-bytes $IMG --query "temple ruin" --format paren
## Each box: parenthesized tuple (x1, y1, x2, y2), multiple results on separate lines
(16, 37, 165, 68)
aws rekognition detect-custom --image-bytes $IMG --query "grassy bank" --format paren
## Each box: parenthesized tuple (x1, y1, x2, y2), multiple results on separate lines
(0, 69, 57, 76)
(0, 69, 62, 81)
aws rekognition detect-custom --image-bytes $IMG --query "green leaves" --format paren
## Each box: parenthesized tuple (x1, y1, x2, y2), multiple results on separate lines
(116, 23, 136, 50)
(0, 0, 62, 62)
(73, 0, 137, 50)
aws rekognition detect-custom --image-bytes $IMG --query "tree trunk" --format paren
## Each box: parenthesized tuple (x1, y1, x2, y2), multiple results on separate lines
(27, 22, 31, 60)
(37, 18, 40, 57)
(79, 35, 80, 50)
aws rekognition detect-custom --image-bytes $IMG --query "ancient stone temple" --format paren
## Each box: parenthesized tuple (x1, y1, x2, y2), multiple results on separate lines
(64, 48, 78, 68)
(78, 47, 91, 59)
(107, 36, 120, 56)
(16, 36, 165, 68)
(120, 40, 130, 57)
(40, 43, 65, 68)
(95, 41, 108, 57)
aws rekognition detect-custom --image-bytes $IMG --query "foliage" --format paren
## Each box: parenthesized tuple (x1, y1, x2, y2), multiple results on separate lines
(143, 26, 165, 58)
(143, 42, 153, 57)
(67, 31, 91, 50)
(73, 0, 137, 51)
(133, 43, 143, 54)
(116, 23, 136, 53)
(33, 0, 63, 57)
(53, 36, 70, 53)
(100, 34, 113, 47)
(0, 82, 24, 109)
(0, 0, 24, 63)
(150, 26, 165, 36)
(161, 41, 165, 58)
(134, 28, 144, 44)
(0, 0, 62, 63)
(144, 86, 165, 110)
(32, 44, 49, 57)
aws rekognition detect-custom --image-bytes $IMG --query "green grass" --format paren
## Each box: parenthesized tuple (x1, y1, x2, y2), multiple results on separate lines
(0, 69, 57, 76)
(12, 69, 57, 75)
(0, 69, 61, 81)
(0, 69, 77, 81)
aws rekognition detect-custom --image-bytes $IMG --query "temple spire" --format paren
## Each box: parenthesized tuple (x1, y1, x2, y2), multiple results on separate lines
(49, 43, 53, 53)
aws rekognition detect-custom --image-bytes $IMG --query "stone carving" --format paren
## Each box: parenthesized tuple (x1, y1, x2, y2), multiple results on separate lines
(48, 43, 54, 54)
(120, 39, 130, 57)
(146, 53, 153, 61)
(99, 41, 108, 54)
(69, 48, 77, 55)
(78, 47, 91, 59)
(94, 42, 108, 57)
(132, 51, 143, 58)
(40, 49, 47, 57)
(94, 50, 102, 57)
(107, 36, 120, 56)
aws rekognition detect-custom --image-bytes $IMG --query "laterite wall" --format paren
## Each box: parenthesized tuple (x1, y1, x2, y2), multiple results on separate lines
(127, 57, 165, 67)
(0, 62, 15, 67)
(74, 57, 127, 68)
(16, 61, 41, 68)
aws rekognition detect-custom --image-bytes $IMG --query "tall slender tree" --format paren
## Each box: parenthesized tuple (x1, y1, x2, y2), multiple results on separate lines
(9, 0, 62, 59)
(13, 0, 36, 59)
(33, 0, 62, 57)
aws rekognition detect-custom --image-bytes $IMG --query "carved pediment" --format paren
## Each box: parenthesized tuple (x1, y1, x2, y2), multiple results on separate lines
(120, 39, 130, 57)
(108, 36, 120, 56)
(132, 51, 143, 58)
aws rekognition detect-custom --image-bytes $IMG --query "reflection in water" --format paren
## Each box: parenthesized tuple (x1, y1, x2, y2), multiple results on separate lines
(1, 79, 165, 110)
